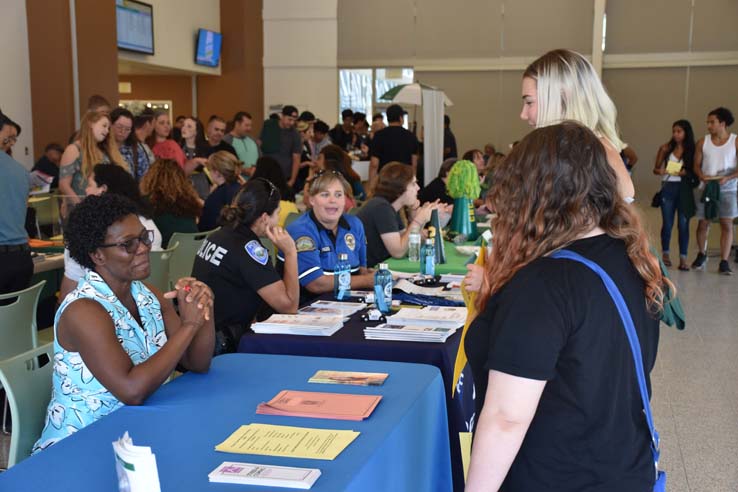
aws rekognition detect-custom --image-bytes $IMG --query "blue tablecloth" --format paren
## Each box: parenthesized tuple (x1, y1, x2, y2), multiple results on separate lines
(0, 354, 452, 492)
(239, 315, 476, 492)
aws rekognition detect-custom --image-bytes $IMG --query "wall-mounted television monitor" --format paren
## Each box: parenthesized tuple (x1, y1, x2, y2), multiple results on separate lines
(116, 0, 154, 55)
(195, 28, 222, 67)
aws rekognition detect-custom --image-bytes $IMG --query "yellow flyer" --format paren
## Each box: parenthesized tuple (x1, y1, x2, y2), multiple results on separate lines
(666, 160, 682, 175)
(215, 423, 360, 460)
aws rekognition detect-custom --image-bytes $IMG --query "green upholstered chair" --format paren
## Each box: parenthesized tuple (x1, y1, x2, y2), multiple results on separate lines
(0, 343, 54, 467)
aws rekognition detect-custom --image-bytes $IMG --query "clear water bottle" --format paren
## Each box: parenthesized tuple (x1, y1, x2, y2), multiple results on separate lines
(334, 253, 351, 300)
(373, 263, 393, 314)
(408, 227, 421, 262)
(420, 238, 436, 276)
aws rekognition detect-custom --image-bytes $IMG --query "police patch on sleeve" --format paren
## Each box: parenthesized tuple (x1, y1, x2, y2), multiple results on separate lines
(295, 236, 316, 252)
(245, 240, 269, 265)
(344, 233, 356, 251)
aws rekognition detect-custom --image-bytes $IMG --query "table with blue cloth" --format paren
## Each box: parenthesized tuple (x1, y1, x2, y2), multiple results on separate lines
(239, 310, 476, 491)
(0, 353, 452, 492)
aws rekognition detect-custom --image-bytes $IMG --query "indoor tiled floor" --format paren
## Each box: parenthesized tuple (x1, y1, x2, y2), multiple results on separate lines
(2, 208, 737, 491)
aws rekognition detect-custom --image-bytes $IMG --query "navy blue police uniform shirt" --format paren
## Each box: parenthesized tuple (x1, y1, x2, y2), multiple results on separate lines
(278, 210, 367, 303)
(191, 224, 281, 329)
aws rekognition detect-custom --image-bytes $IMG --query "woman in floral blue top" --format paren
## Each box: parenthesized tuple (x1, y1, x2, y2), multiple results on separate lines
(33, 193, 214, 452)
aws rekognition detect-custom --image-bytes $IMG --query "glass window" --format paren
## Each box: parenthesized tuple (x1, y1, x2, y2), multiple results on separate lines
(338, 69, 372, 121)
(375, 68, 414, 103)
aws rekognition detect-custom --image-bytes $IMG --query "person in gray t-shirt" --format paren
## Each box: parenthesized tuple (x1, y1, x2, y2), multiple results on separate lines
(261, 105, 302, 187)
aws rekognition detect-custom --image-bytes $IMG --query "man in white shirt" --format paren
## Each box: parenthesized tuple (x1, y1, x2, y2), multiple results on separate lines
(692, 107, 738, 275)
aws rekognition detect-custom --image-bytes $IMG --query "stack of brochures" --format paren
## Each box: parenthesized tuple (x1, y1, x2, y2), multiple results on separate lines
(363, 323, 457, 343)
(256, 390, 382, 421)
(308, 370, 388, 386)
(112, 432, 161, 492)
(209, 462, 321, 489)
(251, 314, 344, 336)
(386, 306, 467, 329)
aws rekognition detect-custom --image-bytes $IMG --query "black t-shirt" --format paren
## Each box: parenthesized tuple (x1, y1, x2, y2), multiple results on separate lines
(465, 234, 658, 492)
(418, 177, 453, 205)
(370, 126, 419, 168)
(355, 196, 404, 267)
(191, 225, 281, 329)
(204, 141, 238, 158)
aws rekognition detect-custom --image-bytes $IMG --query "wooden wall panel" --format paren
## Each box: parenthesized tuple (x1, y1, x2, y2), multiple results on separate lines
(26, 0, 75, 155)
(197, 0, 264, 131)
(75, 0, 119, 115)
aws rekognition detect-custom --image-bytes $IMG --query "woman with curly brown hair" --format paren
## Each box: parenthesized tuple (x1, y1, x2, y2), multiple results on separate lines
(140, 159, 203, 247)
(464, 122, 672, 492)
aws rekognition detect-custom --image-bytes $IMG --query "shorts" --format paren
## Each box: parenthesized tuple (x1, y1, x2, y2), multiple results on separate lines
(695, 187, 738, 220)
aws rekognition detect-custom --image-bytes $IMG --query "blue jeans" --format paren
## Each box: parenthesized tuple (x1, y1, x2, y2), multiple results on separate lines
(660, 181, 689, 256)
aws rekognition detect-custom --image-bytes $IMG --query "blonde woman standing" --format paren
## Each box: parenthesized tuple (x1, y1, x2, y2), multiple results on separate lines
(520, 49, 635, 201)
(59, 111, 129, 204)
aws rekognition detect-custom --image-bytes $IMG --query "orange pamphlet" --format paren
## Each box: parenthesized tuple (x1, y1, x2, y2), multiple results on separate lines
(256, 390, 382, 421)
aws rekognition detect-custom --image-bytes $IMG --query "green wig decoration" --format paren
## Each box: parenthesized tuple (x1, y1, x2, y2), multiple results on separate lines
(446, 159, 480, 240)
(446, 160, 481, 199)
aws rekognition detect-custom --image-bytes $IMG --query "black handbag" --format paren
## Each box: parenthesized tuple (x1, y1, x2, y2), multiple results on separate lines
(651, 191, 662, 208)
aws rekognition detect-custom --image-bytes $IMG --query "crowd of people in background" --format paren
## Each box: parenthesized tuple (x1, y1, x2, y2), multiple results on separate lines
(1, 46, 737, 491)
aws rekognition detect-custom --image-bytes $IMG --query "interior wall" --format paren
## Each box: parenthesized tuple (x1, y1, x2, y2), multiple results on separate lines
(26, 0, 74, 160)
(338, 0, 738, 203)
(76, 0, 119, 116)
(117, 0, 221, 75)
(198, 0, 264, 131)
(1, 0, 35, 169)
(263, 0, 338, 123)
(118, 75, 193, 118)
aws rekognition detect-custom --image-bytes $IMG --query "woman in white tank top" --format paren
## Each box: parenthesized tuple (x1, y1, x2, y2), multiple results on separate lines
(653, 120, 696, 270)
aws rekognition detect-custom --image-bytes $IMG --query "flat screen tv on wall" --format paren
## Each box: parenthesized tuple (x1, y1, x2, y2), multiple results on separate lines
(116, 0, 154, 55)
(195, 28, 222, 67)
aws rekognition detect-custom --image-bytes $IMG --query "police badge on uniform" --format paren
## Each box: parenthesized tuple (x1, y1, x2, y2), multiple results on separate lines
(344, 233, 356, 251)
(245, 240, 269, 265)
(295, 236, 316, 252)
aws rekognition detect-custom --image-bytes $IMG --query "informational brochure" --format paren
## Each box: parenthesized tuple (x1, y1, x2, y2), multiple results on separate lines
(215, 424, 360, 460)
(256, 390, 382, 421)
(112, 432, 161, 492)
(251, 314, 344, 336)
(387, 306, 467, 328)
(308, 370, 388, 386)
(209, 462, 321, 489)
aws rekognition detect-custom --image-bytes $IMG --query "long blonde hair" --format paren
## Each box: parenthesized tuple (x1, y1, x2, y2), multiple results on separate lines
(478, 122, 672, 314)
(524, 49, 625, 151)
(78, 110, 128, 178)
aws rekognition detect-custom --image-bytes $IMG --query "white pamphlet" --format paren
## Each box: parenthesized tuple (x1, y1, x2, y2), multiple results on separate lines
(112, 432, 161, 492)
(209, 461, 321, 489)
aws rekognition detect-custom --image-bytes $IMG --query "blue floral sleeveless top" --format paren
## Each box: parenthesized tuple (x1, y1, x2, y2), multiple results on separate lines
(33, 271, 167, 453)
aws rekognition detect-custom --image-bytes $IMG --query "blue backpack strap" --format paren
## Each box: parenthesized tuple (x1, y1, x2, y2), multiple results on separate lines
(550, 249, 661, 469)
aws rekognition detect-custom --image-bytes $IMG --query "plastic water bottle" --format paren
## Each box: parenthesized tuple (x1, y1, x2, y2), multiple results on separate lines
(373, 263, 393, 314)
(420, 238, 436, 276)
(334, 253, 351, 300)
(408, 227, 421, 262)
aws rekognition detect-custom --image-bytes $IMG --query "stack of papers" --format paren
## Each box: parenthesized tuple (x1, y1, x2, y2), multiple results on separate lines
(251, 314, 344, 336)
(386, 306, 467, 329)
(310, 299, 367, 315)
(209, 462, 321, 489)
(112, 432, 161, 492)
(308, 370, 388, 386)
(364, 323, 457, 343)
(216, 423, 359, 460)
(256, 390, 382, 421)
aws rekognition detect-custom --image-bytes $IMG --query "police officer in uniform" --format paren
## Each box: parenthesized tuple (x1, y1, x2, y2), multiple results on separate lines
(192, 178, 299, 353)
(279, 171, 375, 303)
